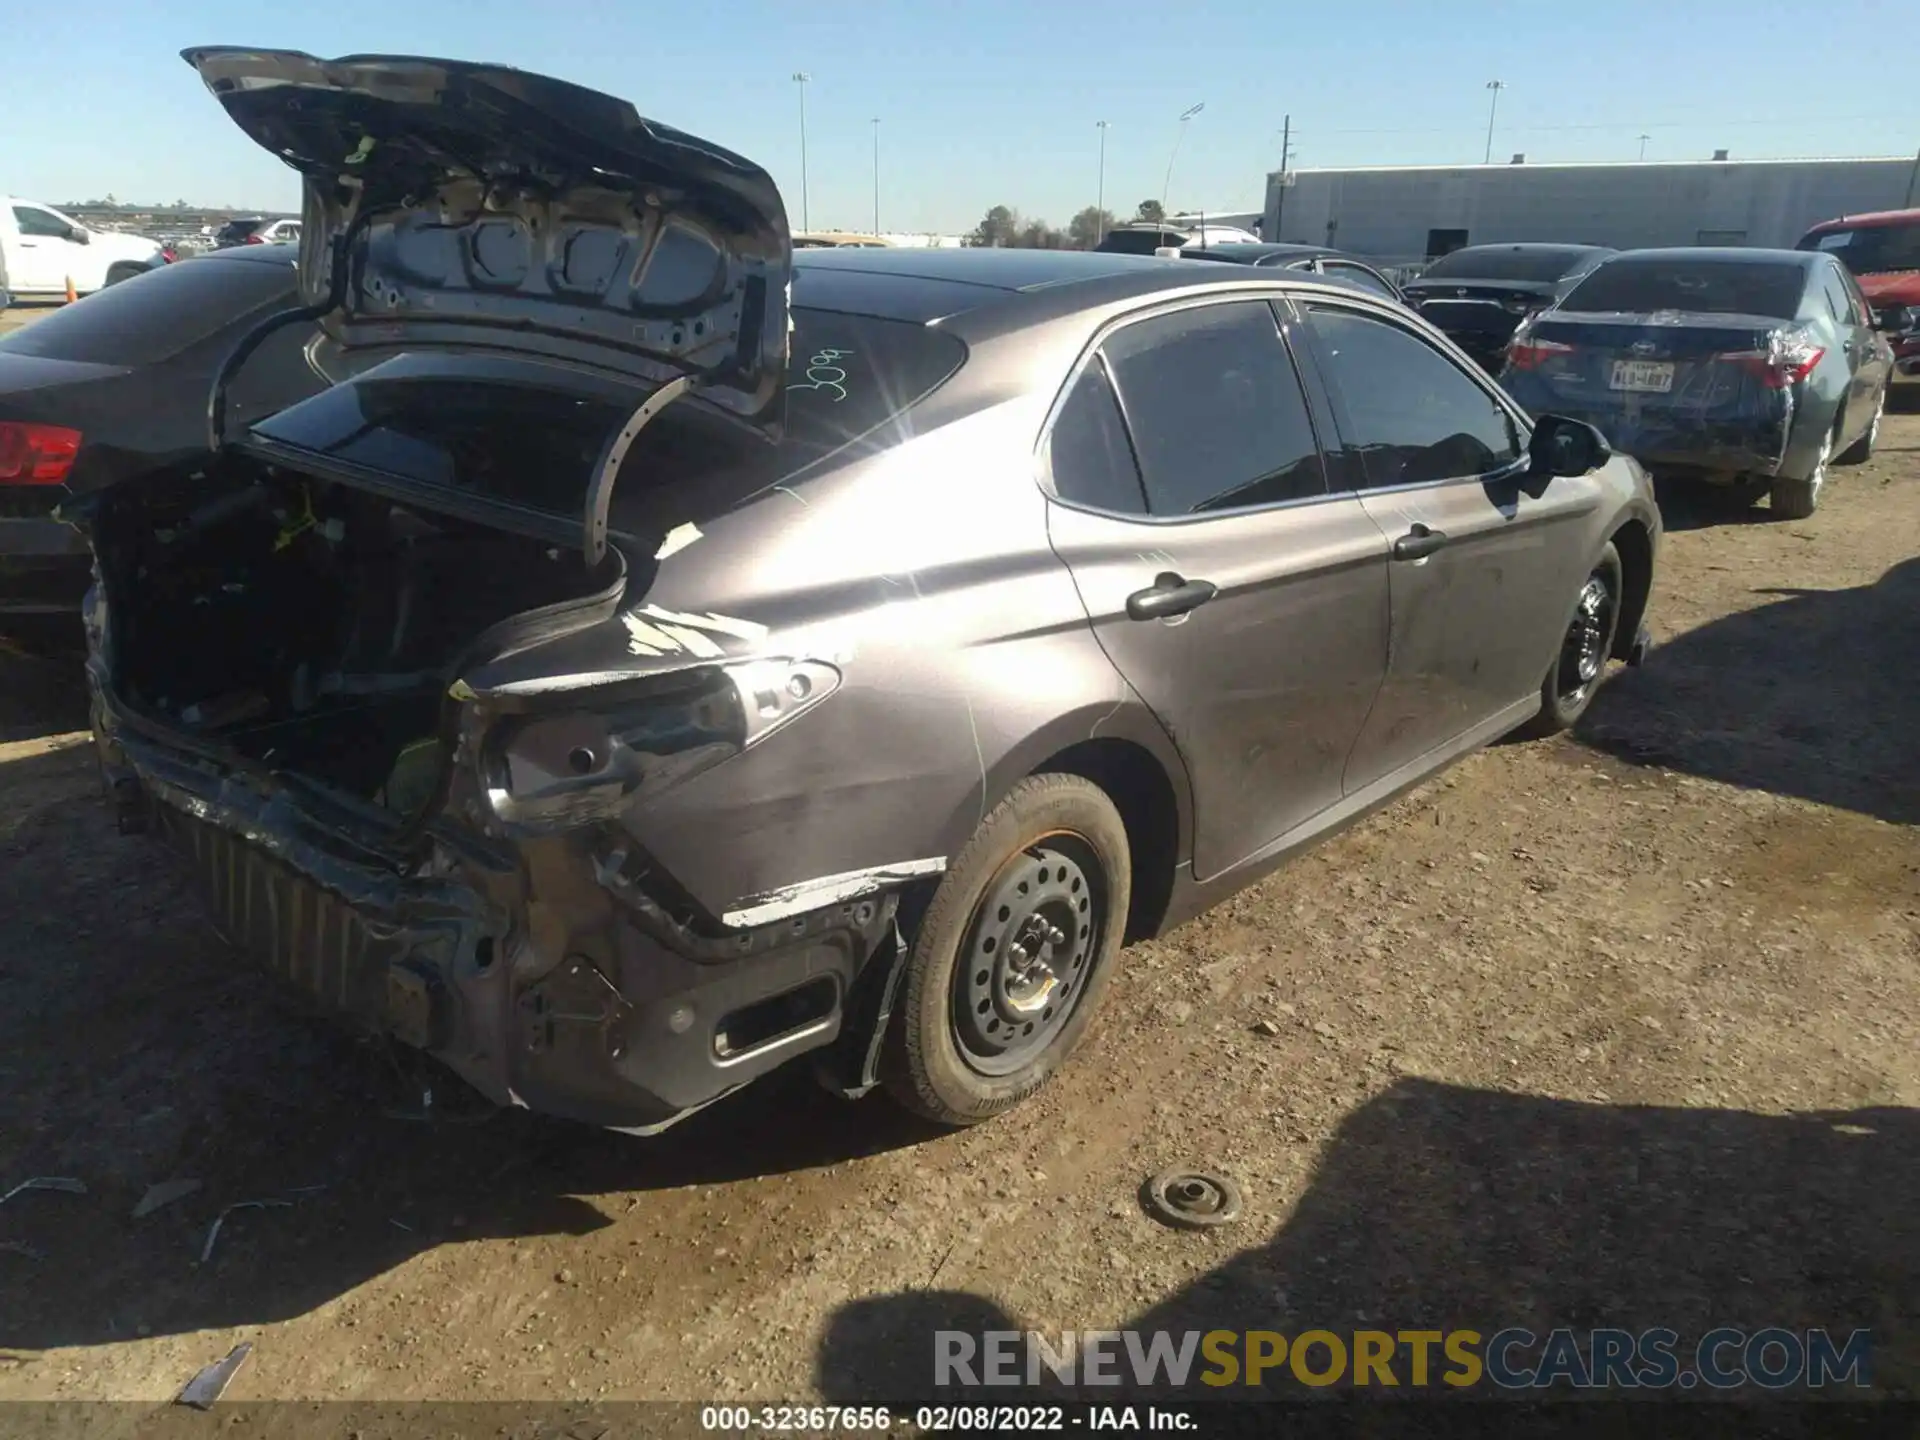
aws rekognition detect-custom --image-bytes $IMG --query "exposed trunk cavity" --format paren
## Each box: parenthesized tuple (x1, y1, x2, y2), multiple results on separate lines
(90, 461, 626, 817)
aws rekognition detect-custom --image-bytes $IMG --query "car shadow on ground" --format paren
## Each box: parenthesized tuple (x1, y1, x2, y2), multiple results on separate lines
(0, 633, 89, 743)
(0, 732, 945, 1350)
(814, 1080, 1919, 1405)
(1644, 474, 1779, 533)
(1573, 555, 1920, 825)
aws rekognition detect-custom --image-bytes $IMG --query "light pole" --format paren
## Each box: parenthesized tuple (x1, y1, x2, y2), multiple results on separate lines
(1095, 120, 1109, 245)
(871, 117, 881, 236)
(1638, 133, 1651, 161)
(1274, 115, 1293, 240)
(792, 72, 811, 233)
(1483, 80, 1505, 164)
(1162, 102, 1204, 218)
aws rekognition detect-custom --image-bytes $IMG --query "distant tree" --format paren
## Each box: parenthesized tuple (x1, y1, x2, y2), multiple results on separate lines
(1067, 206, 1115, 249)
(1133, 199, 1166, 225)
(966, 205, 1021, 248)
(1015, 217, 1068, 249)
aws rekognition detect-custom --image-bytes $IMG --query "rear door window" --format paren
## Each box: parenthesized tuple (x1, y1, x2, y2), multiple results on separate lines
(1303, 305, 1520, 490)
(1100, 300, 1327, 515)
(1825, 265, 1861, 324)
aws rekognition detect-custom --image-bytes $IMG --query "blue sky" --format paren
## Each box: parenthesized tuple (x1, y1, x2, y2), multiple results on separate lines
(2, 0, 1908, 233)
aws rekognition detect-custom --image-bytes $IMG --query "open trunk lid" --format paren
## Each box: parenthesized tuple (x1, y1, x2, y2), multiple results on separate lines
(183, 47, 792, 558)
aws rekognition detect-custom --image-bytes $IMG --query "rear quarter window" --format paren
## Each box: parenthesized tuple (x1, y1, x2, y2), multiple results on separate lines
(0, 255, 296, 366)
(778, 309, 967, 464)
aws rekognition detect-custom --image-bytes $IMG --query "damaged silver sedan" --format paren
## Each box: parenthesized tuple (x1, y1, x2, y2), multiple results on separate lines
(77, 50, 1660, 1133)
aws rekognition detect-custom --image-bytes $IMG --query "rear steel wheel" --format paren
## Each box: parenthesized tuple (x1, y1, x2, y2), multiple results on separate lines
(952, 836, 1103, 1077)
(883, 773, 1130, 1126)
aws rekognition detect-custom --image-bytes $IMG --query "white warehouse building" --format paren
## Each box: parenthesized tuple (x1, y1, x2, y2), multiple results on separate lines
(1262, 155, 1919, 264)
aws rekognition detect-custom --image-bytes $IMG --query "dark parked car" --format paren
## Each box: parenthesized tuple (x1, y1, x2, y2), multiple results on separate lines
(211, 216, 301, 248)
(0, 245, 315, 622)
(82, 48, 1659, 1137)
(1178, 243, 1403, 301)
(1500, 248, 1897, 518)
(1401, 244, 1615, 370)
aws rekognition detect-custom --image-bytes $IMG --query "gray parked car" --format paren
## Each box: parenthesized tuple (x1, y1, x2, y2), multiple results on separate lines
(1176, 243, 1405, 303)
(81, 48, 1661, 1135)
(1501, 248, 1898, 518)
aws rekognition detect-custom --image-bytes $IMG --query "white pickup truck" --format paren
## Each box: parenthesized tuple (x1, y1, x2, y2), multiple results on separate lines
(1, 198, 167, 299)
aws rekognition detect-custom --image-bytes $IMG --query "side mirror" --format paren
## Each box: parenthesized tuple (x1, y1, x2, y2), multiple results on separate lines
(1529, 414, 1611, 478)
(1872, 305, 1913, 332)
(67, 226, 91, 245)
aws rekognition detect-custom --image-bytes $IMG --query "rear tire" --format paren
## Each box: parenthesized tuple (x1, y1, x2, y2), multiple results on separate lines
(1517, 541, 1623, 739)
(1771, 423, 1834, 520)
(881, 773, 1130, 1127)
(1836, 385, 1885, 465)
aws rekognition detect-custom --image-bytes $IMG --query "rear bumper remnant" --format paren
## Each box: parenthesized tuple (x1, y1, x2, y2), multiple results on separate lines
(91, 681, 898, 1135)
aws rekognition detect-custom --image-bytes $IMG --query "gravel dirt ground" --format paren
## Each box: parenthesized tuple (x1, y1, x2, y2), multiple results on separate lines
(1, 388, 1917, 1408)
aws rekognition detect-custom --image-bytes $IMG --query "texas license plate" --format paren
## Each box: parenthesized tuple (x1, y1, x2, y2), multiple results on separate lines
(1610, 360, 1674, 393)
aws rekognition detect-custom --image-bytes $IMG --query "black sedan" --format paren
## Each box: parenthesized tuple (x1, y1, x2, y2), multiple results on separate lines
(1500, 248, 1898, 519)
(1177, 243, 1403, 301)
(1402, 244, 1615, 371)
(0, 245, 317, 621)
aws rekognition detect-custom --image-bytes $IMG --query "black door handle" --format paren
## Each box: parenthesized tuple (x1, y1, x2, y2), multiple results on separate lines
(1126, 571, 1218, 621)
(1391, 524, 1449, 561)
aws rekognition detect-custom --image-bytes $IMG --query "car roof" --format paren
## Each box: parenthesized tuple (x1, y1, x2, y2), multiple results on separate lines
(1599, 246, 1819, 267)
(1803, 208, 1920, 232)
(1183, 242, 1341, 264)
(180, 242, 300, 267)
(1434, 243, 1615, 259)
(790, 244, 1390, 339)
(794, 246, 1194, 320)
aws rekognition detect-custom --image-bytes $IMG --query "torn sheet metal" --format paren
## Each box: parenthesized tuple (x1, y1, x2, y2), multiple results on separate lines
(721, 856, 946, 930)
(622, 605, 771, 658)
(653, 622, 725, 659)
(199, 1198, 294, 1264)
(635, 604, 771, 644)
(653, 522, 703, 560)
(132, 1179, 204, 1219)
(0, 1177, 87, 1206)
(177, 1342, 253, 1408)
(621, 614, 680, 656)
